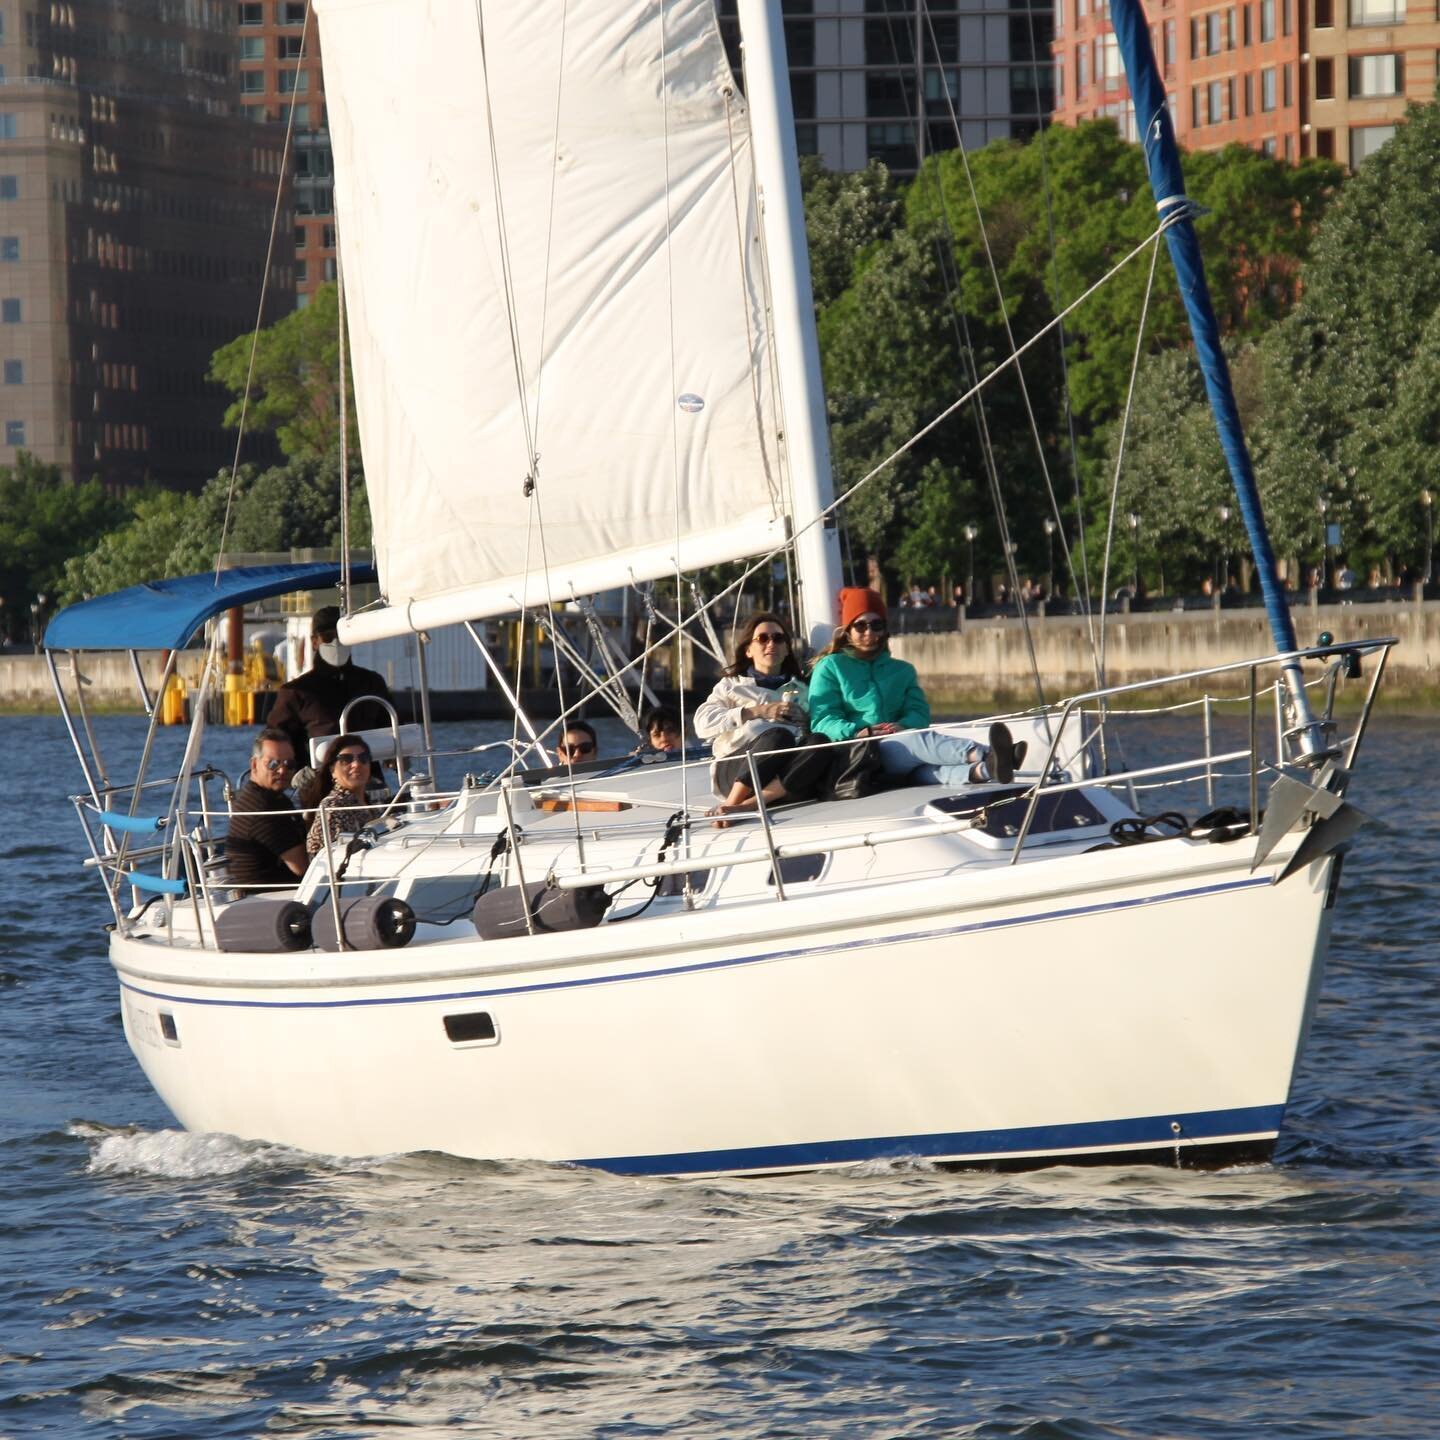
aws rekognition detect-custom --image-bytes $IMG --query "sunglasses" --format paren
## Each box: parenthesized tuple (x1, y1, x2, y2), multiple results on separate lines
(334, 751, 371, 766)
(262, 757, 296, 772)
(559, 741, 596, 757)
(850, 619, 887, 633)
(752, 632, 789, 645)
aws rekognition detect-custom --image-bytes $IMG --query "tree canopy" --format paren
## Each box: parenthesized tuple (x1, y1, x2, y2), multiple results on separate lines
(811, 119, 1342, 591)
(209, 282, 359, 463)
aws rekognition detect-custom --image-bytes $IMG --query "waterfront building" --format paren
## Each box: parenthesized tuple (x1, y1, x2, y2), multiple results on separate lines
(236, 0, 332, 303)
(1052, 0, 1440, 167)
(718, 0, 1056, 175)
(0, 0, 291, 487)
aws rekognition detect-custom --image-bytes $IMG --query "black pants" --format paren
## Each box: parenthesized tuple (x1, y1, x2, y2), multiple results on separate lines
(713, 727, 832, 802)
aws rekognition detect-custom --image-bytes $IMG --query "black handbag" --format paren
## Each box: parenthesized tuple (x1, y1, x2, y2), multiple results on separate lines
(823, 737, 884, 801)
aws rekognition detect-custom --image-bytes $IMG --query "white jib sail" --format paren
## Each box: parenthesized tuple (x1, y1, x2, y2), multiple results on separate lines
(313, 0, 786, 641)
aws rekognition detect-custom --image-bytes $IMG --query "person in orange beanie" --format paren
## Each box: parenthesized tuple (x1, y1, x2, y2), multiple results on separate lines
(808, 587, 1024, 786)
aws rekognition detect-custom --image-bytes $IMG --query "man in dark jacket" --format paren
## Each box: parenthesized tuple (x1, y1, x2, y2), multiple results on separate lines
(227, 728, 307, 894)
(267, 605, 394, 767)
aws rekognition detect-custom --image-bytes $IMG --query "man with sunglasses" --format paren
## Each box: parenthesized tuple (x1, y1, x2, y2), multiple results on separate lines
(225, 727, 308, 895)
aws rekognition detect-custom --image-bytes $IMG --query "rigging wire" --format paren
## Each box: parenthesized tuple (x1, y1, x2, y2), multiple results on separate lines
(1098, 229, 1165, 690)
(214, 1, 312, 580)
(658, 0, 694, 836)
(511, 214, 1178, 756)
(336, 233, 350, 614)
(1020, 0, 1096, 624)
(916, 0, 1097, 693)
(872, 0, 1048, 706)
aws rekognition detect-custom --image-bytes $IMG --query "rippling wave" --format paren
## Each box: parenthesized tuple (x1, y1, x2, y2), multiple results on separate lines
(1, 715, 1437, 1439)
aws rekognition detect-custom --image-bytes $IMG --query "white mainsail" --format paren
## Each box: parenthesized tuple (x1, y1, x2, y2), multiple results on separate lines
(314, 0, 787, 641)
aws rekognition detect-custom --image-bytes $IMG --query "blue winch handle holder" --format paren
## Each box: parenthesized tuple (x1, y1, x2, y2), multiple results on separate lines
(125, 871, 188, 895)
(89, 808, 167, 835)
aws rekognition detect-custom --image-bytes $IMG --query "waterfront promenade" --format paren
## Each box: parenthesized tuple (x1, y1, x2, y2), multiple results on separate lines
(4, 597, 1435, 713)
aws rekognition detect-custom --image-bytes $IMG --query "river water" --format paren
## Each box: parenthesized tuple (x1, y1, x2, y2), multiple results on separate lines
(2, 713, 1436, 1438)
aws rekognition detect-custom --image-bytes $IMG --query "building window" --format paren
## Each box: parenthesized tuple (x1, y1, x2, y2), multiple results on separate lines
(1349, 0, 1403, 21)
(1101, 34, 1121, 88)
(240, 36, 263, 60)
(1164, 20, 1177, 65)
(277, 1, 307, 23)
(1207, 12, 1222, 52)
(294, 224, 307, 249)
(1077, 44, 1089, 97)
(1261, 67, 1277, 109)
(1315, 127, 1335, 158)
(1, 298, 19, 322)
(3, 360, 20, 384)
(277, 71, 309, 94)
(1260, 0, 1275, 38)
(1192, 85, 1203, 125)
(1283, 0, 1293, 33)
(1208, 79, 1223, 121)
(1314, 0, 1333, 23)
(241, 71, 264, 94)
(0, 176, 16, 200)
(1243, 3, 1252, 42)
(1350, 53, 1402, 95)
(1190, 18, 1201, 59)
(295, 259, 308, 285)
(4, 420, 23, 445)
(1315, 57, 1334, 98)
(1261, 136, 1278, 155)
(0, 236, 16, 261)
(278, 35, 303, 59)
(0, 115, 15, 140)
(1350, 124, 1396, 165)
(238, 2, 263, 23)
(1284, 63, 1293, 105)
(1244, 72, 1254, 113)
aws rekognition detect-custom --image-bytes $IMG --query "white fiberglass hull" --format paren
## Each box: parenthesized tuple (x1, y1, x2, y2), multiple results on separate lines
(112, 839, 1336, 1176)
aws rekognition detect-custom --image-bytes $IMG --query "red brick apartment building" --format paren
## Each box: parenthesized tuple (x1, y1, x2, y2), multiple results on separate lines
(1052, 0, 1440, 167)
(237, 0, 332, 303)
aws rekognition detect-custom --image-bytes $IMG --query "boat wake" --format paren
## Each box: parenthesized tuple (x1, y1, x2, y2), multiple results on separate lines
(69, 1121, 348, 1180)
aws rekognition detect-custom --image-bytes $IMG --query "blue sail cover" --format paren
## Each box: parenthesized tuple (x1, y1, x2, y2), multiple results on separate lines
(1108, 0, 1299, 661)
(43, 562, 377, 653)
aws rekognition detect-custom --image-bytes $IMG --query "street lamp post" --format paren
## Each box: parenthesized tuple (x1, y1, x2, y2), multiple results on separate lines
(1423, 488, 1434, 587)
(1217, 504, 1230, 592)
(963, 523, 977, 609)
(30, 596, 41, 654)
(1318, 495, 1330, 590)
(1042, 517, 1056, 597)
(1127, 512, 1140, 599)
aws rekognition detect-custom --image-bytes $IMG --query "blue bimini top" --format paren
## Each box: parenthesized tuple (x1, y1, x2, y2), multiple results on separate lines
(43, 562, 378, 653)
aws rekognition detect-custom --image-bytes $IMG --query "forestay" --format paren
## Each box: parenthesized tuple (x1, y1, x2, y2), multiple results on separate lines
(315, 0, 786, 642)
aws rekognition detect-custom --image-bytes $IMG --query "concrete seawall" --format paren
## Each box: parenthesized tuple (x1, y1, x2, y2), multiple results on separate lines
(892, 600, 1438, 707)
(5, 601, 1437, 712)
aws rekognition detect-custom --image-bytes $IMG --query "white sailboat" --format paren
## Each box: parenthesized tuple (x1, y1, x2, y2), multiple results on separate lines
(44, 0, 1391, 1176)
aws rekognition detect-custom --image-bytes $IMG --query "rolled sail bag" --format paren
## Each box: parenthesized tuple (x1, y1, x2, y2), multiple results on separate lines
(214, 897, 313, 953)
(472, 879, 611, 941)
(311, 894, 417, 951)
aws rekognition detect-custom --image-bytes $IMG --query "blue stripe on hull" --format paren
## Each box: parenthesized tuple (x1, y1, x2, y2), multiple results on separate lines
(117, 874, 1273, 1011)
(576, 1104, 1287, 1176)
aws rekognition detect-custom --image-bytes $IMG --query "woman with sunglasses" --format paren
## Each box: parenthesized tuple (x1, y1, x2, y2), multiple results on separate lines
(693, 611, 830, 819)
(808, 587, 1023, 788)
(300, 733, 391, 857)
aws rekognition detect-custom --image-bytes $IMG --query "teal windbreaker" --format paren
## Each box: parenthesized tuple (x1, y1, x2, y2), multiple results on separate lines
(807, 648, 931, 741)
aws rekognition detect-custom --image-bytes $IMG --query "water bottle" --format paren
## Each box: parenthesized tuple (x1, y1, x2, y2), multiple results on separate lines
(779, 681, 805, 724)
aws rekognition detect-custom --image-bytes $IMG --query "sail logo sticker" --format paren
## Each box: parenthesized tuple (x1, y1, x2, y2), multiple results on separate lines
(677, 393, 705, 414)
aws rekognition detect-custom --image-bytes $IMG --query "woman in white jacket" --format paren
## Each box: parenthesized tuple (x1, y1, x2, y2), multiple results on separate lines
(693, 612, 830, 820)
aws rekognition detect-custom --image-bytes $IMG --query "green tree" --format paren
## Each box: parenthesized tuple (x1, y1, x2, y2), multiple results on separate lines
(802, 157, 902, 312)
(0, 455, 127, 640)
(1259, 103, 1440, 576)
(57, 451, 372, 604)
(209, 283, 358, 462)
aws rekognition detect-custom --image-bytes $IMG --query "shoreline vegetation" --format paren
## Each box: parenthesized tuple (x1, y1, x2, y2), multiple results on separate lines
(7, 111, 1440, 684)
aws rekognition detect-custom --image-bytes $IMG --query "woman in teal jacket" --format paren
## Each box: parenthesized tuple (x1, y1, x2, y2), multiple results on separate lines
(808, 588, 1023, 787)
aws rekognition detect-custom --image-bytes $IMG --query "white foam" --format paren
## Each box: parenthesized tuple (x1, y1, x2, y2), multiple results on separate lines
(74, 1124, 307, 1179)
